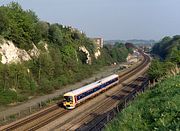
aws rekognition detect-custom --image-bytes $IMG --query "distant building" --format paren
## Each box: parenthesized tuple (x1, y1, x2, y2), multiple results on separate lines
(92, 38, 103, 48)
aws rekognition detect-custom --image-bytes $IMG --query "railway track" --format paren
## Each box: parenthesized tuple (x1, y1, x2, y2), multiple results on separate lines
(52, 52, 150, 130)
(54, 79, 143, 130)
(76, 77, 149, 131)
(0, 104, 67, 131)
(0, 51, 150, 131)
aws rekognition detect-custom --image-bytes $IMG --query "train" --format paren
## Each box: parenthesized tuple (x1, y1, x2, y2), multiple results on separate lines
(63, 74, 119, 109)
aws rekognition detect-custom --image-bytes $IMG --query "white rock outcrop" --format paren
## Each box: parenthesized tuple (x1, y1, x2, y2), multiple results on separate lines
(44, 43, 49, 52)
(79, 46, 91, 64)
(0, 39, 39, 64)
(28, 43, 40, 57)
(94, 49, 101, 59)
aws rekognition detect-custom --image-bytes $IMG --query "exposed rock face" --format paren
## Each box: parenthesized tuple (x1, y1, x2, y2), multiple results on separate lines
(0, 39, 101, 65)
(28, 43, 40, 57)
(44, 43, 49, 52)
(0, 39, 39, 64)
(79, 46, 91, 64)
(94, 49, 101, 59)
(92, 38, 102, 59)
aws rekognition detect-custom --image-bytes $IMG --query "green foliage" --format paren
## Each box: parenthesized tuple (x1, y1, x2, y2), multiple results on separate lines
(101, 43, 129, 65)
(0, 89, 17, 105)
(105, 75, 180, 131)
(78, 51, 87, 64)
(0, 2, 39, 50)
(151, 35, 180, 66)
(0, 88, 28, 105)
(0, 3, 131, 105)
(167, 46, 180, 66)
(0, 63, 37, 92)
(48, 24, 63, 46)
(149, 35, 180, 80)
(148, 60, 176, 81)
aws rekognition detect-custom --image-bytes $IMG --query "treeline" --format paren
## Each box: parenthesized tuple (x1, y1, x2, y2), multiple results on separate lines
(0, 3, 130, 105)
(152, 35, 180, 64)
(0, 2, 96, 51)
(148, 35, 180, 81)
(105, 35, 180, 131)
(105, 35, 180, 130)
(105, 75, 180, 131)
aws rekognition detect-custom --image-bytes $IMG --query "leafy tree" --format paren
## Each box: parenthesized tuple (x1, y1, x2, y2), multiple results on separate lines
(48, 24, 64, 46)
(0, 2, 132, 105)
(167, 47, 180, 65)
(150, 35, 180, 81)
(78, 51, 88, 64)
(151, 35, 180, 62)
(148, 59, 176, 81)
(33, 21, 50, 43)
(109, 42, 129, 63)
(0, 7, 9, 34)
(148, 60, 166, 81)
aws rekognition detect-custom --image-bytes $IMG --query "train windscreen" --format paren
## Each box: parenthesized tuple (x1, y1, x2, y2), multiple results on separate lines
(64, 96, 73, 102)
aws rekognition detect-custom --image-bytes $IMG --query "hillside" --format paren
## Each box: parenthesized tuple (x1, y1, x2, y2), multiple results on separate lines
(105, 75, 180, 131)
(151, 35, 180, 66)
(105, 35, 180, 130)
(148, 35, 180, 81)
(0, 2, 131, 105)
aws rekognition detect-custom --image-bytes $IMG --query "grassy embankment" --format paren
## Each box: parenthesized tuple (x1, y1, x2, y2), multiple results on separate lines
(105, 75, 180, 131)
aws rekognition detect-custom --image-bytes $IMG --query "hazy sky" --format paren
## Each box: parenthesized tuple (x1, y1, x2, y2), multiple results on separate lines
(0, 0, 180, 40)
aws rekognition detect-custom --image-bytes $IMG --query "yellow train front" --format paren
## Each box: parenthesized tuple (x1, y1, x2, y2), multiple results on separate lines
(63, 93, 76, 109)
(63, 74, 119, 109)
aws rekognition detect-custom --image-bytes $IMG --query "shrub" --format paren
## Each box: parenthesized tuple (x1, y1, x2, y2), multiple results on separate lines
(105, 75, 180, 131)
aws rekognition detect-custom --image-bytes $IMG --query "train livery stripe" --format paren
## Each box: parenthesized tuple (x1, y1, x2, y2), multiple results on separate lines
(76, 77, 118, 101)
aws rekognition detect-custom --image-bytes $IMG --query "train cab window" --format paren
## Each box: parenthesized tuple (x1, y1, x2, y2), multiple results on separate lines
(64, 96, 73, 102)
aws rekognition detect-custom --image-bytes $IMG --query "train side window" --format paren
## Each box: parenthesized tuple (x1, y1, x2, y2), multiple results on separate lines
(90, 89, 93, 94)
(93, 88, 96, 92)
(97, 86, 100, 91)
(77, 95, 80, 100)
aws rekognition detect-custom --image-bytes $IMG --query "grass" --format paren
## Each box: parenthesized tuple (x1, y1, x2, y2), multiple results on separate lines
(105, 75, 180, 131)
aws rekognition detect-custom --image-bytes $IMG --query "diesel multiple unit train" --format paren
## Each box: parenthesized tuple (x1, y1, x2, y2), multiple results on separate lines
(63, 74, 119, 109)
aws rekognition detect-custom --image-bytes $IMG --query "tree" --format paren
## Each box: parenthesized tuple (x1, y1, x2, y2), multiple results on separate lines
(0, 7, 9, 34)
(167, 47, 180, 66)
(48, 24, 63, 46)
(33, 21, 50, 43)
(151, 35, 180, 66)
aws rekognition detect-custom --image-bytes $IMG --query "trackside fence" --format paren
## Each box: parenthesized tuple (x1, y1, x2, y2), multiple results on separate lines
(0, 78, 154, 127)
(0, 96, 63, 125)
(77, 78, 153, 131)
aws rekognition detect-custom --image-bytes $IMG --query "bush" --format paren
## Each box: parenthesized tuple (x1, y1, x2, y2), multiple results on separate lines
(0, 2, 132, 105)
(0, 89, 18, 105)
(148, 59, 178, 82)
(105, 75, 180, 131)
(151, 35, 180, 67)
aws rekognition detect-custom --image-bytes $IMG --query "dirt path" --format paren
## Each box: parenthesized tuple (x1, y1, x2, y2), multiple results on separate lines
(0, 64, 130, 120)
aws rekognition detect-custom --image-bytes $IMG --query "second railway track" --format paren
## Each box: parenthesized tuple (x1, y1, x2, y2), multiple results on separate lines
(0, 51, 150, 131)
(52, 52, 150, 131)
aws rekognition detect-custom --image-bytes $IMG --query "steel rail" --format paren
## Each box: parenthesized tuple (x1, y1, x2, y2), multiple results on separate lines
(0, 51, 150, 131)
(52, 53, 150, 130)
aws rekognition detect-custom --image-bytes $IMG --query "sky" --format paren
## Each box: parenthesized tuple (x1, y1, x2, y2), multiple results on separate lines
(0, 0, 180, 40)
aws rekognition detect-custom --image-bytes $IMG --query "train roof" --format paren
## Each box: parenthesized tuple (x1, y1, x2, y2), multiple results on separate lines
(100, 74, 119, 84)
(65, 74, 118, 96)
